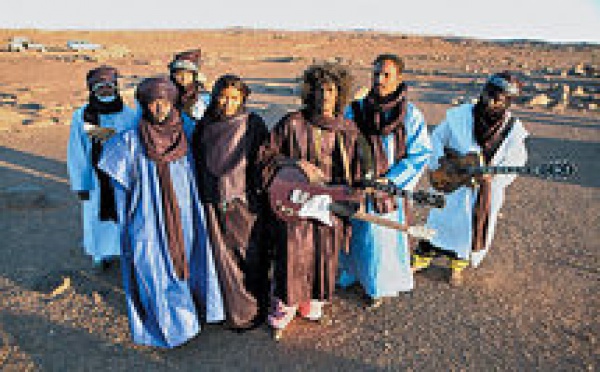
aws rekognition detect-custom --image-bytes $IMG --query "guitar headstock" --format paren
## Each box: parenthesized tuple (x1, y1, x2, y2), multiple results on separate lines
(534, 160, 577, 179)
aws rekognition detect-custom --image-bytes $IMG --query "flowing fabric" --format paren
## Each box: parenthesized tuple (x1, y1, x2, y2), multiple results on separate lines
(67, 104, 136, 261)
(338, 101, 431, 297)
(193, 112, 270, 329)
(98, 124, 224, 348)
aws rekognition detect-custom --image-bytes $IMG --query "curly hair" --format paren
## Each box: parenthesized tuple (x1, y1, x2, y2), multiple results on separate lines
(300, 62, 352, 116)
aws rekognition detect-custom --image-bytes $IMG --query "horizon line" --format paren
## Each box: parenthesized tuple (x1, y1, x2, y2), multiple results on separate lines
(1, 26, 598, 46)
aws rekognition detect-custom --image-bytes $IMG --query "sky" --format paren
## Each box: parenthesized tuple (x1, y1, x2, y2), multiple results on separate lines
(1, 0, 599, 43)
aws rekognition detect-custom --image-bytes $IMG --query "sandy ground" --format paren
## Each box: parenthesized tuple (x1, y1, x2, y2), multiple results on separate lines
(0, 29, 598, 371)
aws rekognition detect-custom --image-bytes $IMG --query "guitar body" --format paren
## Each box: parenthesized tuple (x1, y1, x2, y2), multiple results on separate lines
(268, 164, 360, 223)
(429, 149, 485, 193)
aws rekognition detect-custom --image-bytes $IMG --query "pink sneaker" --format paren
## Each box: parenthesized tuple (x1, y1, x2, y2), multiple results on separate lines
(298, 300, 325, 321)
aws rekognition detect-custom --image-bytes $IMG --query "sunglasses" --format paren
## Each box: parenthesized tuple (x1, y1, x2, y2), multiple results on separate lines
(92, 81, 117, 92)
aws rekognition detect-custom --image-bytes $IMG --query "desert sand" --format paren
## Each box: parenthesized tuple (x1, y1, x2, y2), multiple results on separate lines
(0, 29, 598, 371)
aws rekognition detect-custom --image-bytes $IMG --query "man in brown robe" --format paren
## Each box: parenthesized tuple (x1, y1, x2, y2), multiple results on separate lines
(259, 63, 360, 339)
(192, 75, 270, 330)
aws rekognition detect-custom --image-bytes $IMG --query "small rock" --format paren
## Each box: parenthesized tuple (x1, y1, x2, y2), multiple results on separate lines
(572, 86, 586, 97)
(528, 94, 552, 107)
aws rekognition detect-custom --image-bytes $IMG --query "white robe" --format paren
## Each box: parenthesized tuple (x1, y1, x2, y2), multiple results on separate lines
(67, 104, 137, 261)
(426, 104, 528, 267)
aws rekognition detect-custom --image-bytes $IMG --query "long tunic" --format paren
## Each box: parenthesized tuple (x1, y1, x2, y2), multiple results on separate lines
(426, 103, 528, 267)
(193, 112, 270, 329)
(67, 104, 136, 261)
(338, 102, 432, 296)
(260, 111, 359, 306)
(98, 120, 225, 348)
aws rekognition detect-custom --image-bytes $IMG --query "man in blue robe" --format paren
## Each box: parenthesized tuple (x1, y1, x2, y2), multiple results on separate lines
(67, 66, 136, 269)
(98, 77, 224, 348)
(338, 54, 432, 307)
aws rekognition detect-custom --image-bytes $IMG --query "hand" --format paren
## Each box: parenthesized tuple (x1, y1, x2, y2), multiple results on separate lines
(296, 160, 326, 184)
(474, 173, 493, 184)
(77, 191, 90, 201)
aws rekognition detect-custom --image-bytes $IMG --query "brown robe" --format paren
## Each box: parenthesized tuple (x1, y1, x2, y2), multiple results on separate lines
(259, 110, 360, 306)
(193, 112, 269, 329)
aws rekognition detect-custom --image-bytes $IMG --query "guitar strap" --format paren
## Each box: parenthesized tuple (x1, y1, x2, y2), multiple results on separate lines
(336, 131, 352, 186)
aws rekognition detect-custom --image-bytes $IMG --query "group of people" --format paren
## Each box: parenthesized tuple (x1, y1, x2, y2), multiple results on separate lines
(67, 48, 528, 347)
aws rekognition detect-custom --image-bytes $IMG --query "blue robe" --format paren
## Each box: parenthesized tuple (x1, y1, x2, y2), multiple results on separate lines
(98, 120, 225, 348)
(67, 104, 136, 262)
(338, 102, 432, 297)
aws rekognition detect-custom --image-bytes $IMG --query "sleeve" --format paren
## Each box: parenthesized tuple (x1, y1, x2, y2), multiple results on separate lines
(428, 113, 452, 171)
(97, 132, 135, 190)
(385, 105, 433, 190)
(66, 109, 93, 192)
(493, 130, 528, 190)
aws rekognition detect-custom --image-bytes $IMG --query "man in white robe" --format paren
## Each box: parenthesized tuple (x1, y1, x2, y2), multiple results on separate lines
(67, 66, 136, 269)
(413, 72, 528, 285)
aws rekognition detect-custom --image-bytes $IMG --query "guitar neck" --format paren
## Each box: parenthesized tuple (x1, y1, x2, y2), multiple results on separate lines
(468, 165, 534, 175)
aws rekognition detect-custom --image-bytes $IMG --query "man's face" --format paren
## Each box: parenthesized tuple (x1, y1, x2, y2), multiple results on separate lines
(373, 60, 402, 97)
(217, 86, 243, 118)
(146, 98, 173, 123)
(315, 82, 338, 117)
(480, 88, 511, 114)
(172, 69, 196, 88)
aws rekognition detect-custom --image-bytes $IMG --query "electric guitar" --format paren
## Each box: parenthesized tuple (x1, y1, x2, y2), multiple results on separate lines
(430, 148, 576, 193)
(268, 165, 436, 240)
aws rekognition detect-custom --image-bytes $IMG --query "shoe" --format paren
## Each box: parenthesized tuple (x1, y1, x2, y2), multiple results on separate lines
(412, 254, 433, 273)
(268, 299, 296, 333)
(298, 301, 324, 321)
